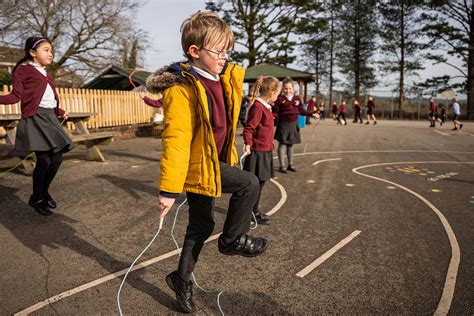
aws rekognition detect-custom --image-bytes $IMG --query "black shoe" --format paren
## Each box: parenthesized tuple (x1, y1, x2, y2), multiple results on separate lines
(460, 124, 463, 130)
(44, 193, 57, 209)
(373, 121, 377, 125)
(452, 127, 458, 131)
(218, 234, 268, 257)
(165, 271, 195, 313)
(28, 197, 52, 216)
(287, 165, 296, 172)
(253, 211, 270, 225)
(279, 167, 287, 173)
(365, 122, 370, 125)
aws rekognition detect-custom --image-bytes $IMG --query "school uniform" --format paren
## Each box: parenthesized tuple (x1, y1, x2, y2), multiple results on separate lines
(367, 99, 376, 115)
(337, 103, 347, 125)
(0, 63, 74, 156)
(273, 94, 313, 145)
(147, 62, 263, 281)
(353, 103, 363, 123)
(0, 62, 74, 214)
(243, 98, 275, 181)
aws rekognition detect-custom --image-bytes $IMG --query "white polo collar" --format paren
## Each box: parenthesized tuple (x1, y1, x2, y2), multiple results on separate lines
(192, 65, 220, 81)
(256, 97, 272, 110)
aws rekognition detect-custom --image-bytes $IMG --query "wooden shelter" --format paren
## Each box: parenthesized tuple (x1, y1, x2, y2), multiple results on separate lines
(244, 62, 315, 101)
(82, 65, 151, 90)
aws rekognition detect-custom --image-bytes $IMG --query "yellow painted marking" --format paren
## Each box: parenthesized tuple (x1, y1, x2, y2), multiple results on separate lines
(131, 165, 140, 168)
(432, 189, 442, 193)
(73, 160, 81, 163)
(306, 180, 316, 184)
(387, 186, 396, 190)
(419, 173, 427, 176)
(345, 183, 355, 187)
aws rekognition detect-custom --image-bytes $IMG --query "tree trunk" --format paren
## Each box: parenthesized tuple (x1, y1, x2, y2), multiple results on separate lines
(399, 1, 405, 119)
(329, 3, 334, 107)
(354, 1, 361, 101)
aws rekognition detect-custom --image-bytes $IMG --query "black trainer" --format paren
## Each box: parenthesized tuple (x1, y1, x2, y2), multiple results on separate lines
(218, 234, 268, 257)
(28, 197, 52, 216)
(287, 165, 296, 172)
(165, 271, 195, 313)
(279, 167, 287, 173)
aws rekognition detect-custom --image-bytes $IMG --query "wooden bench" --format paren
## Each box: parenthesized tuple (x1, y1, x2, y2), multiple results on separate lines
(70, 131, 114, 162)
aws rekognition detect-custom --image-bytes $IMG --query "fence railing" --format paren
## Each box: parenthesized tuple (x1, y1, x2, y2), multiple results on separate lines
(1, 85, 159, 130)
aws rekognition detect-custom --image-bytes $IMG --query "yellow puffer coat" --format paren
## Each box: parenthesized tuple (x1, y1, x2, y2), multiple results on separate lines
(146, 62, 244, 197)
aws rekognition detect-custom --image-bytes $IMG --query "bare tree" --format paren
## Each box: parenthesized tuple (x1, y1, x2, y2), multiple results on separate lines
(0, 0, 147, 82)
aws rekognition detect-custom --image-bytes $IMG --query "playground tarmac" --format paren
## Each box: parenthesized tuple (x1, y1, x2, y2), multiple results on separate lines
(1, 119, 473, 315)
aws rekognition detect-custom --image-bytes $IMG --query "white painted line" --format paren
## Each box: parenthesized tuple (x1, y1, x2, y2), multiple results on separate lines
(433, 130, 450, 136)
(265, 178, 287, 216)
(15, 180, 287, 315)
(352, 161, 474, 315)
(296, 230, 362, 278)
(312, 157, 341, 166)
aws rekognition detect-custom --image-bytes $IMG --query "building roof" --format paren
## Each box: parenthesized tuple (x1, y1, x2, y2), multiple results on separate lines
(82, 65, 151, 90)
(244, 62, 314, 83)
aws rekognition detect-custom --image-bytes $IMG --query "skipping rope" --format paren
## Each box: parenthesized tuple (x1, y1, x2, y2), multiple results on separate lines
(117, 152, 255, 315)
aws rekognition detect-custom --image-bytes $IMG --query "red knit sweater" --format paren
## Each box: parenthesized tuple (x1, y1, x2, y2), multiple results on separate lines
(272, 95, 313, 122)
(243, 99, 275, 151)
(0, 64, 65, 118)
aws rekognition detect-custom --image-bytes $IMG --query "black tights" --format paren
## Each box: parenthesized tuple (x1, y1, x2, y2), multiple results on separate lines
(32, 151, 63, 201)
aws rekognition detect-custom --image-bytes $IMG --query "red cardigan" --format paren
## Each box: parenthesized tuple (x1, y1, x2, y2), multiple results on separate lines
(243, 99, 275, 151)
(0, 64, 65, 118)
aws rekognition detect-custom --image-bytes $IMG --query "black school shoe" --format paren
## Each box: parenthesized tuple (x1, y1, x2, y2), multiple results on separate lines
(218, 234, 268, 257)
(252, 211, 270, 225)
(44, 193, 57, 209)
(165, 271, 195, 313)
(28, 197, 52, 216)
(287, 165, 296, 172)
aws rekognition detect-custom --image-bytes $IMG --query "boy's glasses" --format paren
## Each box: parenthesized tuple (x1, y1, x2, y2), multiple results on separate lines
(201, 47, 232, 59)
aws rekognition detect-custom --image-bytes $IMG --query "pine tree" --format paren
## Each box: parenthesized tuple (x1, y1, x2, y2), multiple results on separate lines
(378, 0, 428, 117)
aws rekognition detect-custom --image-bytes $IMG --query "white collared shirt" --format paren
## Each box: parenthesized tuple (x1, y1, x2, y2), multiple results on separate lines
(256, 97, 272, 110)
(192, 65, 220, 81)
(30, 62, 57, 109)
(284, 94, 294, 102)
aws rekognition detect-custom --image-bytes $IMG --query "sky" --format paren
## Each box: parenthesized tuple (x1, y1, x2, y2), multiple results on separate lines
(135, 0, 463, 97)
(136, 0, 207, 70)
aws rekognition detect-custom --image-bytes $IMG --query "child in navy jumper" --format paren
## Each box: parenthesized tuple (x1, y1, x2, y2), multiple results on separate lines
(243, 76, 281, 225)
(0, 37, 73, 216)
(273, 78, 319, 173)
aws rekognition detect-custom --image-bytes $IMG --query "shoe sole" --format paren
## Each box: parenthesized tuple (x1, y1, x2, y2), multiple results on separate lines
(165, 275, 194, 313)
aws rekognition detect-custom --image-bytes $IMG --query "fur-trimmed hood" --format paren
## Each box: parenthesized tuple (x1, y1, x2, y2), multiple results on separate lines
(145, 62, 189, 94)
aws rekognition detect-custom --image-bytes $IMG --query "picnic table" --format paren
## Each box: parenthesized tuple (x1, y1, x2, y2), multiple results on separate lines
(0, 112, 114, 172)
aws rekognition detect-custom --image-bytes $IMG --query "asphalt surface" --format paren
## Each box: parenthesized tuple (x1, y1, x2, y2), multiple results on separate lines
(1, 119, 473, 315)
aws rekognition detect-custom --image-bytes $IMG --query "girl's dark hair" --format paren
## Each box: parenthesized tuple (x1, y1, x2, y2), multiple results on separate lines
(12, 36, 52, 73)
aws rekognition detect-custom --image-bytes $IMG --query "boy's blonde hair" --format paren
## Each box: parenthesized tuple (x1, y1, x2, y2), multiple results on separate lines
(249, 76, 280, 104)
(180, 11, 234, 59)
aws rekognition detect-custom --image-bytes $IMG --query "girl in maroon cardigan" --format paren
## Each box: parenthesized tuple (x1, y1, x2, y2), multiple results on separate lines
(0, 37, 73, 216)
(272, 78, 319, 173)
(243, 76, 281, 225)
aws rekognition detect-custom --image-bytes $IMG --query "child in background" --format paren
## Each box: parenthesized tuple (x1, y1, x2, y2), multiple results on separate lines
(451, 98, 463, 130)
(306, 95, 318, 125)
(273, 78, 319, 173)
(319, 101, 326, 120)
(243, 76, 281, 225)
(146, 12, 267, 313)
(365, 95, 377, 125)
(331, 101, 338, 120)
(0, 37, 73, 216)
(352, 100, 363, 123)
(337, 100, 347, 125)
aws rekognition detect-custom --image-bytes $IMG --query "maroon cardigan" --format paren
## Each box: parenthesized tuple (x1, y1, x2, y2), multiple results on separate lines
(143, 96, 163, 108)
(0, 64, 65, 118)
(272, 95, 313, 122)
(243, 100, 275, 151)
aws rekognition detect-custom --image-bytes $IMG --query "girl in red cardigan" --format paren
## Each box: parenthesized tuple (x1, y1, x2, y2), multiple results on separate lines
(243, 76, 281, 225)
(0, 37, 73, 216)
(272, 78, 319, 173)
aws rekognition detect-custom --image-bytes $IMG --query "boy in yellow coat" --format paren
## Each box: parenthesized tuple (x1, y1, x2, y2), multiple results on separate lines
(146, 11, 268, 313)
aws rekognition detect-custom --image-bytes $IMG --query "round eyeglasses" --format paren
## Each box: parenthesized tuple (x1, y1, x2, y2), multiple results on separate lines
(201, 47, 232, 59)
